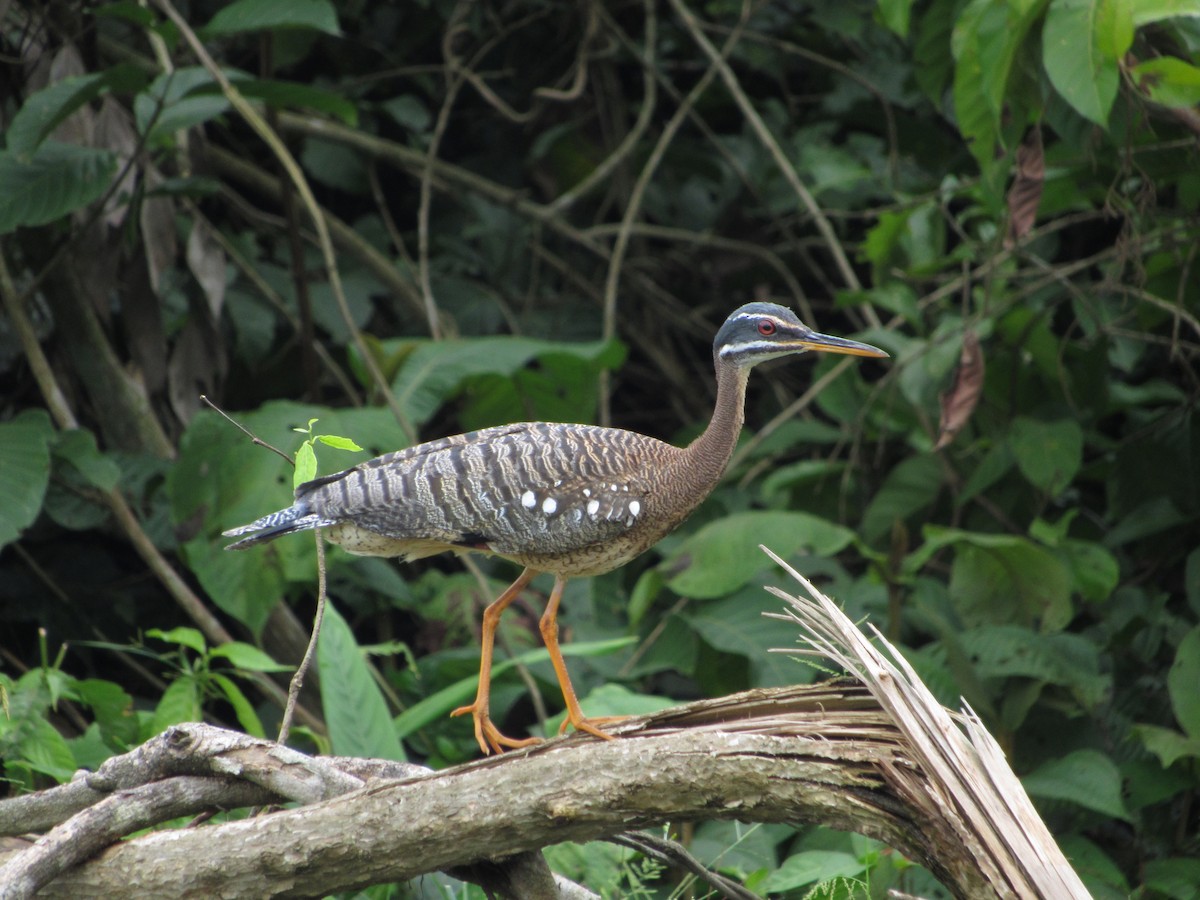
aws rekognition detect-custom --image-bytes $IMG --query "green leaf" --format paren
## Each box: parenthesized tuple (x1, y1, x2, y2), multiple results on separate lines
(860, 454, 943, 544)
(762, 850, 864, 891)
(386, 336, 623, 428)
(959, 625, 1110, 709)
(147, 627, 208, 655)
(1023, 749, 1131, 820)
(152, 677, 203, 734)
(317, 604, 405, 760)
(210, 673, 266, 738)
(1132, 724, 1200, 768)
(1042, 0, 1130, 125)
(6, 73, 109, 158)
(1168, 624, 1200, 738)
(0, 143, 116, 234)
(951, 0, 1044, 173)
(684, 585, 819, 687)
(294, 441, 317, 488)
(664, 512, 855, 600)
(52, 428, 120, 491)
(0, 410, 54, 551)
(1056, 834, 1130, 894)
(876, 0, 915, 37)
(315, 434, 363, 452)
(1132, 56, 1200, 107)
(19, 717, 77, 782)
(1008, 416, 1083, 495)
(203, 0, 341, 35)
(209, 642, 292, 673)
(1058, 539, 1119, 602)
(238, 79, 357, 125)
(1129, 0, 1200, 25)
(1144, 858, 1200, 899)
(947, 532, 1074, 629)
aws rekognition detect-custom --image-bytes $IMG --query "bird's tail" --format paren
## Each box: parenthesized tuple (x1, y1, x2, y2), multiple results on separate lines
(222, 505, 334, 550)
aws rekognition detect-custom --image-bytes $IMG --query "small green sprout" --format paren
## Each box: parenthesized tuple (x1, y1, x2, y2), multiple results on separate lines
(292, 419, 364, 488)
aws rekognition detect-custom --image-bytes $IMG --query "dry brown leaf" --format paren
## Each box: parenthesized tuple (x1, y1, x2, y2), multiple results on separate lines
(1004, 126, 1044, 247)
(934, 330, 984, 450)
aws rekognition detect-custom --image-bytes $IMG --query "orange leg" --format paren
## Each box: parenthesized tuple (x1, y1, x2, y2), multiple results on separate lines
(539, 575, 618, 743)
(451, 567, 541, 755)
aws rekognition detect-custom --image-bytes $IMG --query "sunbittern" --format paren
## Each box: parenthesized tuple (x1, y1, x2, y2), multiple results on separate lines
(224, 303, 887, 754)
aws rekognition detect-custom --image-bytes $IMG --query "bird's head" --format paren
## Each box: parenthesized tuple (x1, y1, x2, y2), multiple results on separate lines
(713, 302, 888, 369)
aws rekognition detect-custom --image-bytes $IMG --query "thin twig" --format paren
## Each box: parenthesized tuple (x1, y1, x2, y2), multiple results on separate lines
(199, 396, 293, 466)
(279, 532, 328, 745)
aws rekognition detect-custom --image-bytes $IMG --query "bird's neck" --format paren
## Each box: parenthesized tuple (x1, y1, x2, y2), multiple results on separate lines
(678, 361, 750, 490)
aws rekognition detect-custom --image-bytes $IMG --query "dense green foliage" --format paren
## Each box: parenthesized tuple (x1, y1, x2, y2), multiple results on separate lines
(2, 0, 1198, 896)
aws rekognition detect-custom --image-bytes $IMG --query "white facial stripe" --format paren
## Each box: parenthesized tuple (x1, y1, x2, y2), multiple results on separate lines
(719, 338, 806, 358)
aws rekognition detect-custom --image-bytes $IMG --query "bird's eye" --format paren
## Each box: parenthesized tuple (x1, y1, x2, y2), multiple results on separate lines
(757, 319, 776, 336)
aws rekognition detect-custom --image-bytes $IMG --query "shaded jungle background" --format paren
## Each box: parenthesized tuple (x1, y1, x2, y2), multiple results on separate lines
(1, 0, 1198, 896)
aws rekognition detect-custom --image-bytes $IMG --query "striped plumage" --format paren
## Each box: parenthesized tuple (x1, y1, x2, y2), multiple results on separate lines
(224, 302, 887, 753)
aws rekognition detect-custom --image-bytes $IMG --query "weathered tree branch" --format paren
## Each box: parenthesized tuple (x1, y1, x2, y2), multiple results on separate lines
(0, 566, 1090, 899)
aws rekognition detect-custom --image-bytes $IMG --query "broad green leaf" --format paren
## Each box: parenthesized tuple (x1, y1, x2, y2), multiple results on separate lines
(1132, 724, 1200, 768)
(1130, 0, 1200, 25)
(1168, 624, 1200, 737)
(203, 0, 341, 35)
(394, 637, 634, 739)
(0, 143, 116, 234)
(386, 336, 623, 428)
(877, 0, 916, 38)
(238, 79, 357, 125)
(1132, 56, 1200, 107)
(948, 534, 1073, 629)
(1058, 539, 1119, 602)
(52, 429, 120, 491)
(152, 677, 203, 734)
(315, 434, 363, 452)
(1009, 416, 1083, 495)
(958, 440, 1016, 506)
(762, 850, 864, 891)
(147, 627, 208, 655)
(1022, 749, 1130, 820)
(1056, 835, 1130, 894)
(1043, 0, 1130, 125)
(210, 642, 292, 673)
(294, 441, 317, 488)
(860, 454, 943, 544)
(210, 673, 266, 738)
(6, 73, 109, 158)
(684, 585, 819, 687)
(317, 604, 406, 760)
(959, 625, 1110, 709)
(19, 718, 77, 782)
(664, 512, 855, 600)
(0, 410, 54, 550)
(1144, 858, 1200, 899)
(951, 0, 1045, 173)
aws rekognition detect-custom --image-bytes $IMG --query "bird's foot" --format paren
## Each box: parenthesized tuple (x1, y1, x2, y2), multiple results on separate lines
(558, 713, 626, 740)
(450, 703, 541, 756)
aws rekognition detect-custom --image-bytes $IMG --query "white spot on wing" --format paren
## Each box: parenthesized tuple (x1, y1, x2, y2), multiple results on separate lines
(542, 497, 557, 515)
(629, 500, 641, 517)
(587, 499, 600, 517)
(521, 490, 536, 509)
